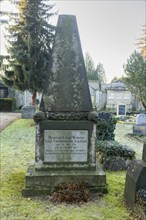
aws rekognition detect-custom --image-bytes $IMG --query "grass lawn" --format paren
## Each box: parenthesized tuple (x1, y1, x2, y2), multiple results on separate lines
(115, 123, 143, 160)
(1, 119, 142, 220)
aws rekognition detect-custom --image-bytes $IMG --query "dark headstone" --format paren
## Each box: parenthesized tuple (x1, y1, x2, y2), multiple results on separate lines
(124, 160, 146, 208)
(124, 143, 146, 214)
(142, 143, 146, 163)
(98, 112, 111, 121)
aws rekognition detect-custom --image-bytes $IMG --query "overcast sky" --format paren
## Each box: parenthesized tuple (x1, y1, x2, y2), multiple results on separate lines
(0, 0, 145, 82)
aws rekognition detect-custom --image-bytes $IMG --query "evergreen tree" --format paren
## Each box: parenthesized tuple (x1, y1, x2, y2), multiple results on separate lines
(123, 51, 146, 110)
(84, 52, 97, 80)
(136, 25, 146, 60)
(1, 0, 56, 104)
(84, 52, 106, 85)
(96, 63, 106, 83)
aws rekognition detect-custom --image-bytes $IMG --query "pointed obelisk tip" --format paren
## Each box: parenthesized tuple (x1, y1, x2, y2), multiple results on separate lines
(41, 14, 93, 112)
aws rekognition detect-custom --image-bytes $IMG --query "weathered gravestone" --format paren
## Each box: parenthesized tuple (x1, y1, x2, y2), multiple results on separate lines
(133, 114, 146, 135)
(22, 106, 36, 119)
(124, 142, 146, 217)
(97, 112, 112, 121)
(22, 15, 106, 196)
(136, 114, 146, 125)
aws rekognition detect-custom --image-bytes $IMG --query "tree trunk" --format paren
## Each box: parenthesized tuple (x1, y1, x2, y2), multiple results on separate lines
(141, 100, 146, 110)
(32, 91, 36, 106)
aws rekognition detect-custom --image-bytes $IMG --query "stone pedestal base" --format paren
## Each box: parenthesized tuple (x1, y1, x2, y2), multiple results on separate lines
(133, 124, 146, 135)
(22, 163, 107, 197)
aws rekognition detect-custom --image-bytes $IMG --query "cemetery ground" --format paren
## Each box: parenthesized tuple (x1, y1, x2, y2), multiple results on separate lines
(1, 118, 144, 220)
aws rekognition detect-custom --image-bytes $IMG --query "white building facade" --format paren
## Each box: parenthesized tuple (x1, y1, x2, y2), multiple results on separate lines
(2, 79, 143, 114)
(89, 80, 144, 115)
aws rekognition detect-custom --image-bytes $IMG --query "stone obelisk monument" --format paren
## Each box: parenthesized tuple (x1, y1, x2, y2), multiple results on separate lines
(22, 15, 106, 196)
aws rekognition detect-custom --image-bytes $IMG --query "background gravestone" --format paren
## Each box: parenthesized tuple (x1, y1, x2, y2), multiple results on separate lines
(22, 15, 106, 196)
(133, 114, 146, 135)
(136, 114, 146, 125)
(98, 112, 112, 121)
(22, 106, 36, 119)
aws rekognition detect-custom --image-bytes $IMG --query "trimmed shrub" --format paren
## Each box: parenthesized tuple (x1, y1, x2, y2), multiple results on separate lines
(97, 141, 135, 171)
(96, 112, 117, 141)
(102, 156, 132, 171)
(0, 98, 16, 112)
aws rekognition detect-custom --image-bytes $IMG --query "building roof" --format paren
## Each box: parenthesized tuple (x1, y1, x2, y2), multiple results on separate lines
(106, 81, 127, 91)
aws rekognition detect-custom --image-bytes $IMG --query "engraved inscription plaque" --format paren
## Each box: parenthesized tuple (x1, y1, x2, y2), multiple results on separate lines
(44, 130, 88, 162)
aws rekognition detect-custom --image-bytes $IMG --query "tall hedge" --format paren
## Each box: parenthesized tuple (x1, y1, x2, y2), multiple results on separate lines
(0, 98, 16, 112)
(96, 112, 117, 141)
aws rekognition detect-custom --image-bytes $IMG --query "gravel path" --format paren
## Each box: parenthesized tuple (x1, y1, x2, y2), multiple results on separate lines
(0, 112, 21, 132)
(115, 123, 143, 160)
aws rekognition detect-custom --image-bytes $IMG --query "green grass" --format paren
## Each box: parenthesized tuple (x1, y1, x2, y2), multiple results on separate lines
(1, 119, 138, 220)
(115, 123, 143, 160)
